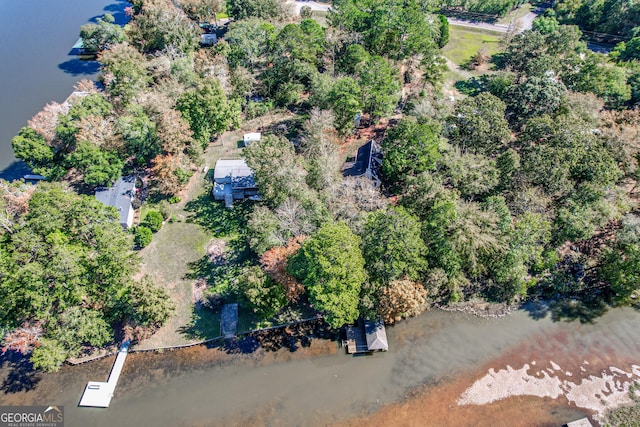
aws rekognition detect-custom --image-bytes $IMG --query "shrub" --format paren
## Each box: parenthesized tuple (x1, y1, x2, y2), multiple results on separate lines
(141, 210, 163, 232)
(244, 100, 274, 119)
(134, 226, 153, 248)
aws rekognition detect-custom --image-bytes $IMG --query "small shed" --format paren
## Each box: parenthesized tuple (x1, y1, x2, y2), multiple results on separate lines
(243, 132, 261, 147)
(221, 303, 238, 338)
(212, 159, 259, 208)
(95, 176, 136, 229)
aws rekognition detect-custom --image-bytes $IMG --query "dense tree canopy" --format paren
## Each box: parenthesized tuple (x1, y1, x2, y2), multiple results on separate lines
(382, 117, 441, 185)
(0, 184, 171, 370)
(361, 207, 428, 285)
(80, 13, 127, 53)
(289, 222, 366, 328)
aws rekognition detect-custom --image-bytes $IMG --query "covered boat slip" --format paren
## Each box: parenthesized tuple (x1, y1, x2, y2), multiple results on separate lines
(344, 318, 388, 354)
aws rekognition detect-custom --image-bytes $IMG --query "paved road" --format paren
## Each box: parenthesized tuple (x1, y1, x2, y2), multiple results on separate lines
(448, 6, 544, 34)
(291, 1, 331, 15)
(291, 2, 613, 53)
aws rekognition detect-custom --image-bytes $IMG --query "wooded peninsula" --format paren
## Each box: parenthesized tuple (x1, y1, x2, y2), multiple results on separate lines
(1, 0, 639, 386)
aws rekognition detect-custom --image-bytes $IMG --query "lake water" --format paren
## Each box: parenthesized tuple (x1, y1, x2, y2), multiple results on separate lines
(2, 306, 639, 426)
(0, 0, 129, 180)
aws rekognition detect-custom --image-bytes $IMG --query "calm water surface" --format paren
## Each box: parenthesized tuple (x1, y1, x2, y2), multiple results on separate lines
(2, 307, 639, 426)
(0, 0, 128, 179)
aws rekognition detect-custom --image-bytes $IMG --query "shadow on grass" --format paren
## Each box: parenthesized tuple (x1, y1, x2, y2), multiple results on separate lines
(184, 192, 253, 237)
(0, 350, 41, 394)
(177, 305, 221, 341)
(454, 77, 487, 96)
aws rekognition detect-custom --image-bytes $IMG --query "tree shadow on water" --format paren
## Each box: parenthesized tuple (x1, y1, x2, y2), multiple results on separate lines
(103, 0, 131, 25)
(523, 292, 612, 324)
(0, 350, 41, 394)
(58, 59, 100, 76)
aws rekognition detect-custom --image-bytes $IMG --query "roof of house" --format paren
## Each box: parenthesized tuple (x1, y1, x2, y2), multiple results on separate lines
(95, 176, 135, 225)
(342, 140, 381, 178)
(243, 132, 261, 143)
(213, 159, 256, 189)
(364, 318, 389, 351)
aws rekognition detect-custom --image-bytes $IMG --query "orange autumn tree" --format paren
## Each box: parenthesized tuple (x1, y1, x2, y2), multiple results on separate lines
(378, 277, 428, 324)
(260, 236, 308, 302)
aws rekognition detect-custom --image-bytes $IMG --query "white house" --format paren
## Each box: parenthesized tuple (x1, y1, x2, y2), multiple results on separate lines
(212, 159, 260, 208)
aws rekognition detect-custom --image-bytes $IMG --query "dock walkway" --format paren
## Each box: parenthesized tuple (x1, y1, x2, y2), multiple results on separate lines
(79, 341, 130, 408)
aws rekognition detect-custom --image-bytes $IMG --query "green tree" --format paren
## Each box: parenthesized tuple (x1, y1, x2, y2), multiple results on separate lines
(331, 0, 438, 60)
(441, 149, 500, 199)
(356, 56, 401, 120)
(238, 265, 286, 319)
(326, 77, 362, 135)
(336, 44, 370, 75)
(69, 141, 123, 186)
(30, 338, 67, 372)
(564, 51, 631, 108)
(126, 0, 200, 54)
(446, 93, 511, 156)
(141, 210, 164, 232)
(437, 14, 449, 48)
(228, 0, 290, 20)
(0, 184, 138, 369)
(244, 134, 308, 207)
(288, 222, 366, 328)
(11, 127, 56, 178)
(126, 275, 175, 327)
(506, 76, 566, 123)
(381, 117, 441, 186)
(177, 79, 239, 148)
(599, 214, 640, 304)
(117, 106, 161, 164)
(361, 207, 428, 284)
(99, 43, 152, 106)
(226, 18, 276, 70)
(80, 13, 127, 53)
(134, 226, 153, 248)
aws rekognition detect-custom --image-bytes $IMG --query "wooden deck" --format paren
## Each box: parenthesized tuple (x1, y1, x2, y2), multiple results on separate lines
(221, 304, 239, 338)
(344, 325, 369, 354)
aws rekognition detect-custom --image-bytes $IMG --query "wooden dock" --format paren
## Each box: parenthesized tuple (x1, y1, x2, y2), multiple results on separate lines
(221, 304, 239, 338)
(79, 341, 129, 408)
(344, 324, 369, 354)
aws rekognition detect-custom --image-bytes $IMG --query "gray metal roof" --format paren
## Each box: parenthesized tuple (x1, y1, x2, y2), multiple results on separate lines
(364, 318, 389, 351)
(95, 176, 135, 226)
(213, 159, 256, 189)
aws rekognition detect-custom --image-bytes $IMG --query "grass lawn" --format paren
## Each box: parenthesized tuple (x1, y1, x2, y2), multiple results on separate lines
(442, 25, 502, 68)
(134, 111, 302, 350)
